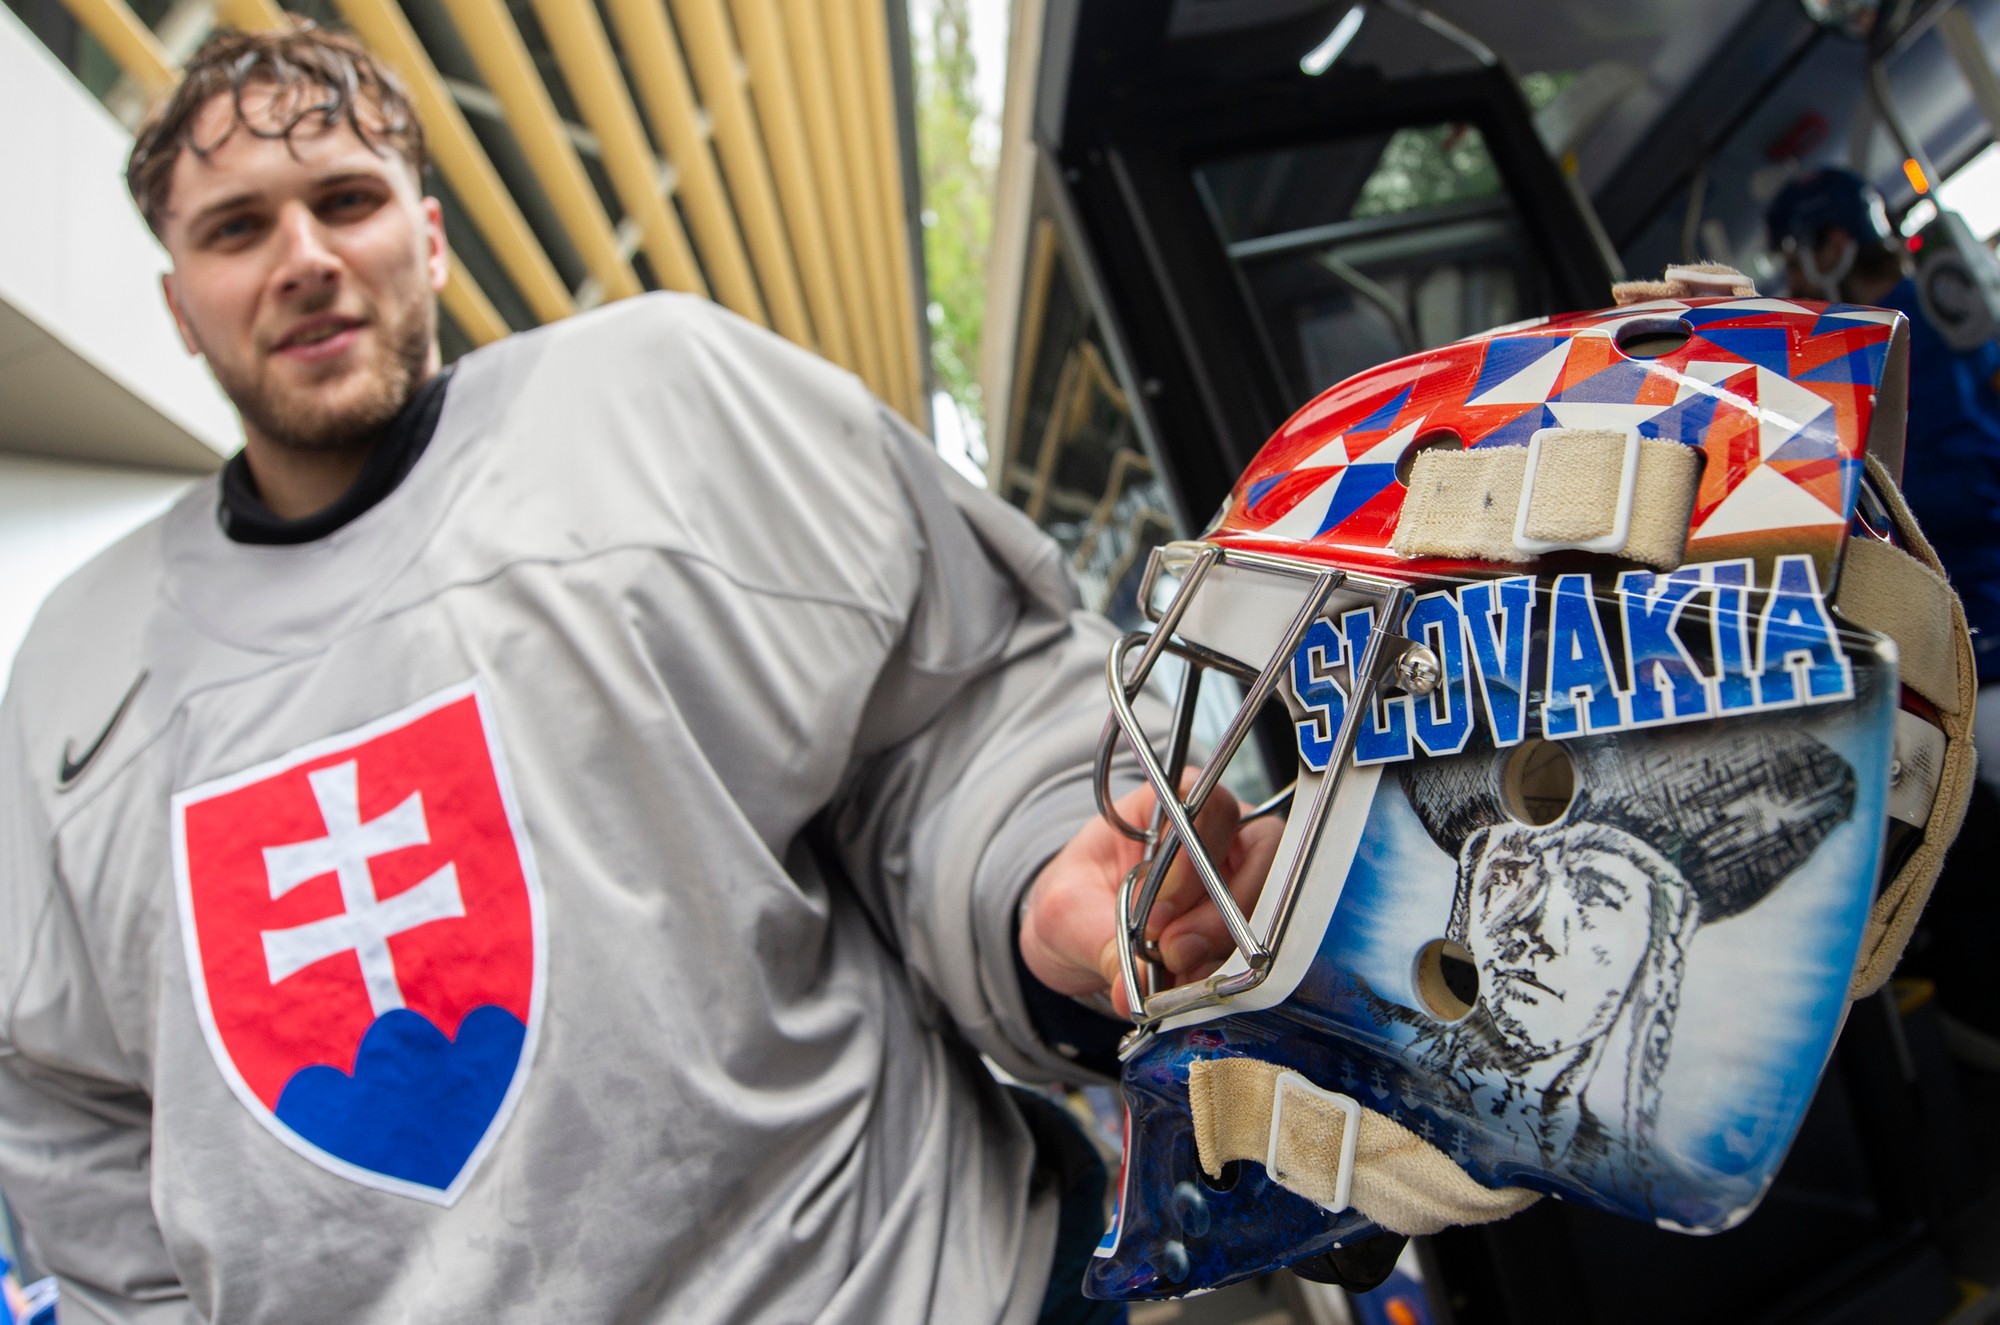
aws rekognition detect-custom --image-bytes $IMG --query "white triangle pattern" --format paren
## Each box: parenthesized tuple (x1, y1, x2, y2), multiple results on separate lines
(1673, 360, 1754, 403)
(1752, 367, 1832, 460)
(1259, 475, 1342, 542)
(1693, 462, 1844, 538)
(1354, 420, 1422, 467)
(1701, 298, 1813, 316)
(1546, 402, 1672, 431)
(1296, 435, 1351, 470)
(1467, 343, 1571, 406)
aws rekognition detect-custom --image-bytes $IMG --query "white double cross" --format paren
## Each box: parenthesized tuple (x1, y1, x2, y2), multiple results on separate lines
(260, 761, 466, 1017)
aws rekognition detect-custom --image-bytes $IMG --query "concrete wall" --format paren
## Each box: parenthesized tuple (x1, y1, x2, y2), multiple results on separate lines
(0, 454, 192, 687)
(0, 2, 237, 469)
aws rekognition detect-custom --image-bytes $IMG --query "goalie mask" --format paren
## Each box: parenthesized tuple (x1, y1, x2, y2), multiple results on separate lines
(1086, 283, 1977, 1301)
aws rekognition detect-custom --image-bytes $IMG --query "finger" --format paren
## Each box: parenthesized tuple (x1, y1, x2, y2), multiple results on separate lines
(1019, 780, 1162, 999)
(1147, 786, 1243, 937)
(1156, 812, 1285, 980)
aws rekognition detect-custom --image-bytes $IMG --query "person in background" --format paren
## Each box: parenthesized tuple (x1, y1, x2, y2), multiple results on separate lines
(1768, 166, 2000, 1064)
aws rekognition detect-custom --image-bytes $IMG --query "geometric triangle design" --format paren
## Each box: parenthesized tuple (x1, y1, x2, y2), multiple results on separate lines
(1797, 340, 1888, 386)
(1475, 404, 1559, 447)
(1813, 304, 1903, 332)
(1676, 360, 1754, 402)
(1333, 479, 1415, 546)
(1753, 367, 1833, 460)
(1552, 358, 1655, 404)
(1676, 305, 1754, 328)
(1693, 461, 1847, 538)
(1547, 401, 1672, 431)
(1354, 421, 1421, 468)
(1636, 391, 1722, 442)
(1348, 384, 1414, 435)
(1470, 336, 1563, 399)
(1766, 429, 1840, 464)
(1295, 434, 1353, 470)
(1696, 326, 1791, 375)
(1679, 298, 1812, 324)
(1247, 474, 1284, 507)
(1317, 463, 1398, 535)
(1772, 458, 1845, 511)
(1258, 475, 1341, 542)
(1466, 342, 1570, 406)
(1246, 467, 1340, 523)
(1839, 457, 1863, 522)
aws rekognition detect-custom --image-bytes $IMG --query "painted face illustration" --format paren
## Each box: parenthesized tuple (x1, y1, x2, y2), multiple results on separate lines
(1464, 820, 1679, 1060)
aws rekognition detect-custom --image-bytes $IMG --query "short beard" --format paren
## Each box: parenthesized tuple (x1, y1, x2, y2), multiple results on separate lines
(220, 294, 435, 453)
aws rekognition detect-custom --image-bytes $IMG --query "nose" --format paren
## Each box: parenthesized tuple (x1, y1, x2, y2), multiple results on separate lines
(271, 202, 341, 300)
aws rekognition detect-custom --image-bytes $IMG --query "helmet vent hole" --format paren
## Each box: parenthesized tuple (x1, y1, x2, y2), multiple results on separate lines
(1416, 938, 1479, 1021)
(1200, 1160, 1245, 1194)
(1395, 429, 1464, 485)
(1615, 318, 1691, 360)
(1497, 738, 1575, 826)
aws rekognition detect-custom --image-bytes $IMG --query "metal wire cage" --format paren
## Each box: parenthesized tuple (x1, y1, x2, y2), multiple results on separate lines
(1096, 541, 1443, 1041)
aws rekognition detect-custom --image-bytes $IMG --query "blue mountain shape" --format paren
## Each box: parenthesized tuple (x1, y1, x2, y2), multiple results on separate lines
(275, 1004, 525, 1192)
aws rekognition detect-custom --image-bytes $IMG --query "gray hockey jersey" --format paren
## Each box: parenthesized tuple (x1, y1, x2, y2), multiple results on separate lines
(0, 296, 1125, 1323)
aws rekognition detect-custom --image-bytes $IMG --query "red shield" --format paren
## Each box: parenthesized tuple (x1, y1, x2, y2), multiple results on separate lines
(172, 681, 544, 1202)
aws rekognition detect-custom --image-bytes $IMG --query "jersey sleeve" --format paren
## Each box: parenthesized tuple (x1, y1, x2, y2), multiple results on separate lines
(0, 702, 196, 1324)
(815, 408, 1161, 1084)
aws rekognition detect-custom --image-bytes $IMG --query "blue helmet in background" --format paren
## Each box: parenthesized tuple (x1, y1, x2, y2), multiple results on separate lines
(1766, 166, 1895, 252)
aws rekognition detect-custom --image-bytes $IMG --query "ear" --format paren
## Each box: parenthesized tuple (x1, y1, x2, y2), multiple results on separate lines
(422, 195, 447, 294)
(161, 273, 201, 357)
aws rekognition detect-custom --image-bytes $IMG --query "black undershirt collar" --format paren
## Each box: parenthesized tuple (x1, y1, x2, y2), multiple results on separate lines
(218, 366, 455, 545)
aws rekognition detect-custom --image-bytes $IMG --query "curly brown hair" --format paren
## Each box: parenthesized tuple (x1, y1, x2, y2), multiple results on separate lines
(126, 23, 426, 238)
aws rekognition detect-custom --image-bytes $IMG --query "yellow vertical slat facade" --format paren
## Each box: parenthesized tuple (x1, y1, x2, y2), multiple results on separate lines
(855, 0, 926, 422)
(602, 0, 768, 325)
(782, 0, 888, 395)
(42, 0, 931, 424)
(442, 264, 512, 345)
(729, 0, 853, 371)
(436, 0, 641, 304)
(671, 0, 814, 347)
(823, 8, 909, 416)
(529, 0, 708, 298)
(56, 0, 173, 95)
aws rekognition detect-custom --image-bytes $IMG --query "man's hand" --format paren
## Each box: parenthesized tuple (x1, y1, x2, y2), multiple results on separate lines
(1020, 780, 1285, 1020)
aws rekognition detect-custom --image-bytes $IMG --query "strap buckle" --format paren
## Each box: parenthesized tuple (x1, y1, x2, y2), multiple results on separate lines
(1267, 1069, 1361, 1214)
(1513, 426, 1642, 557)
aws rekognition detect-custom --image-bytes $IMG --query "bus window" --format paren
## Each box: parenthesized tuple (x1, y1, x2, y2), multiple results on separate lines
(1195, 121, 1549, 400)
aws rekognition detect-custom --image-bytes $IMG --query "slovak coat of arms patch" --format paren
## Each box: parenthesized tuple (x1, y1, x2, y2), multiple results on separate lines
(170, 680, 546, 1204)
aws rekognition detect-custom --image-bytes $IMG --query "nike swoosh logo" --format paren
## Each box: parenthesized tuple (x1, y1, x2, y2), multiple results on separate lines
(58, 670, 148, 789)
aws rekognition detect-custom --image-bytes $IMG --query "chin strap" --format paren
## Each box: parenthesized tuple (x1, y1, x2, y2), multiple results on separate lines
(1187, 1057, 1540, 1237)
(1832, 455, 1979, 998)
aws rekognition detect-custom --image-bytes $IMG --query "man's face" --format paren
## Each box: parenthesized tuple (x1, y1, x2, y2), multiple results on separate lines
(157, 87, 446, 452)
(1463, 821, 1670, 1060)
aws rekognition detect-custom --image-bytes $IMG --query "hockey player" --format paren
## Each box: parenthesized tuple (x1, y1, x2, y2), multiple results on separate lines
(1767, 168, 2000, 1066)
(0, 26, 1276, 1323)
